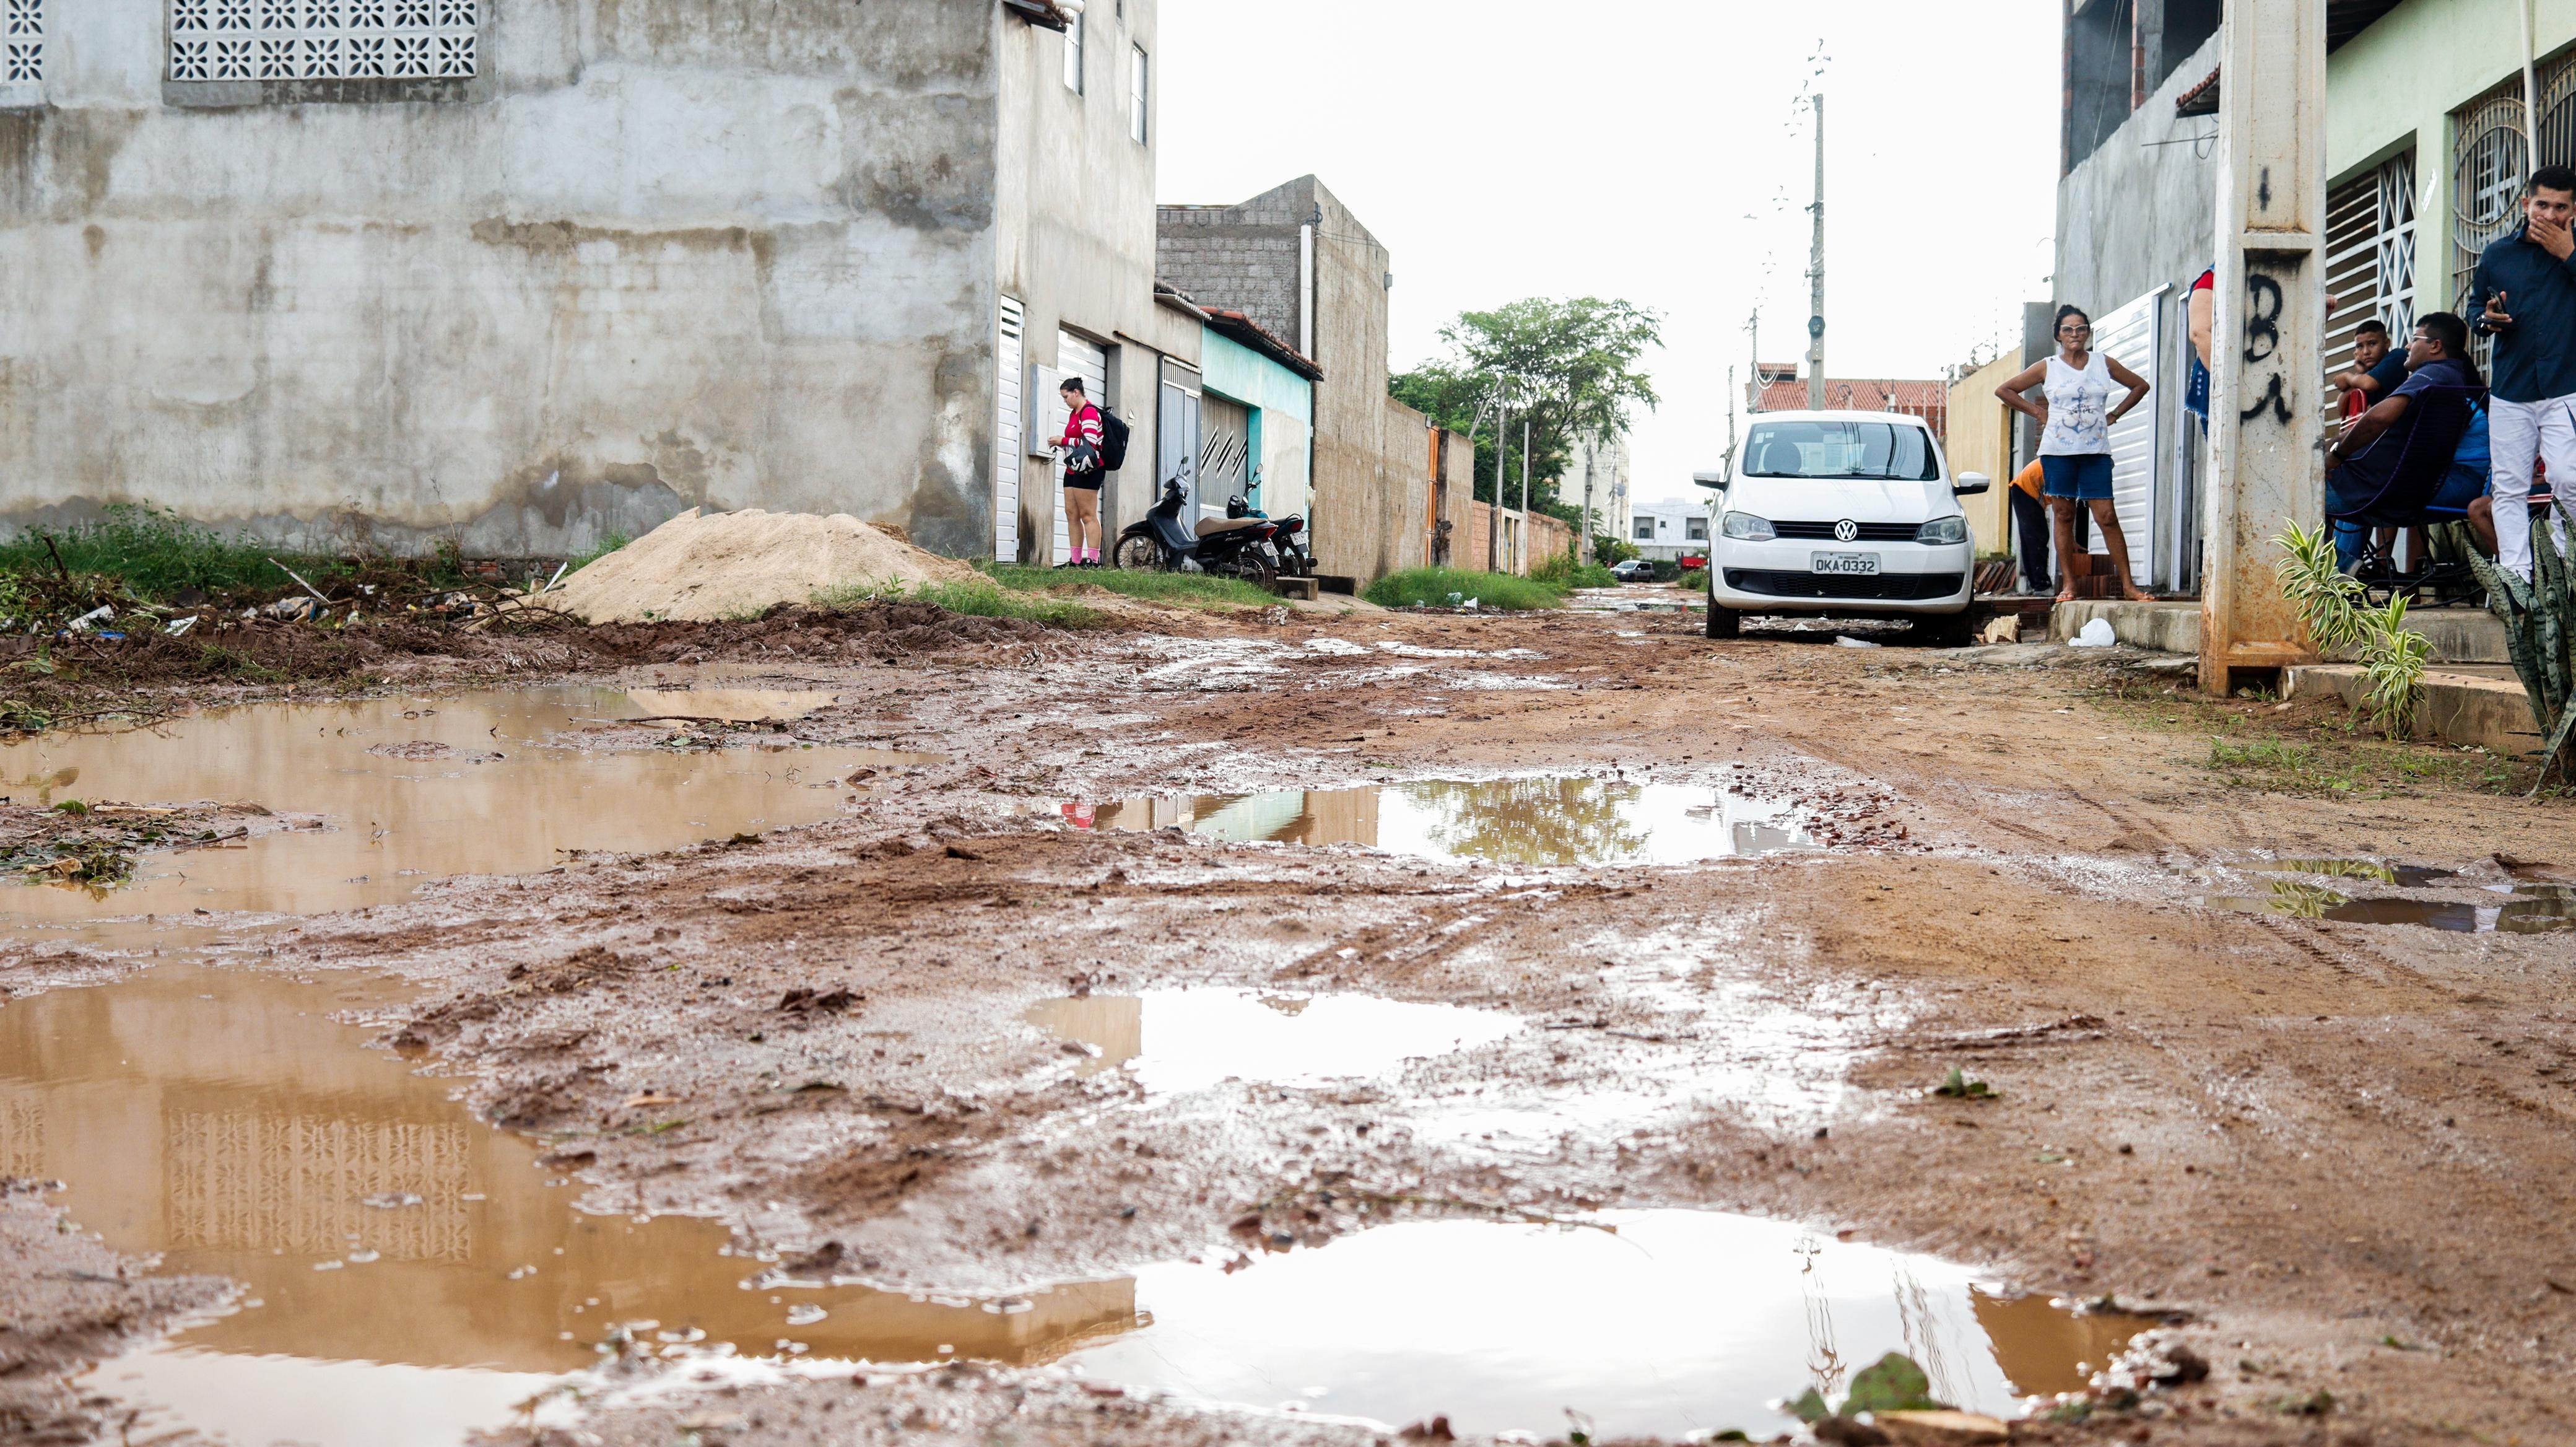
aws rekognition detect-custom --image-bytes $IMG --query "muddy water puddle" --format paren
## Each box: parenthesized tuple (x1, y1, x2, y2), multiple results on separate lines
(2206, 877, 2575, 933)
(1061, 776, 1812, 865)
(1025, 989, 1520, 1095)
(20, 967, 2148, 1444)
(0, 686, 933, 935)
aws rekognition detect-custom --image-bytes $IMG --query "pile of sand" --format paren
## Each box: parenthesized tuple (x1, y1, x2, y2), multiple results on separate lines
(551, 509, 979, 624)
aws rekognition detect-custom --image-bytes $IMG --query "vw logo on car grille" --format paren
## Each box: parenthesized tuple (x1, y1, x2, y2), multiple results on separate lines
(1832, 519, 1860, 543)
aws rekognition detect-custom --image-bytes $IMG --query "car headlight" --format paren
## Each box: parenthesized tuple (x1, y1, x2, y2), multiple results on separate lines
(1914, 516, 1969, 545)
(1720, 511, 1775, 541)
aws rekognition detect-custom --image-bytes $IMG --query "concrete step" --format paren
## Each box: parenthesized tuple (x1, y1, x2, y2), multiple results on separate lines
(1266, 576, 1320, 601)
(2285, 663, 2544, 754)
(2051, 599, 2509, 664)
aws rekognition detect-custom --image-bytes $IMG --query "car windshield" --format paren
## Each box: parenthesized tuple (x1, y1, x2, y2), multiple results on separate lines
(1740, 421, 1941, 481)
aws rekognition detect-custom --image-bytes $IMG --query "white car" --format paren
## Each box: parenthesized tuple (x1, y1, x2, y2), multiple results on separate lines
(1695, 411, 1990, 645)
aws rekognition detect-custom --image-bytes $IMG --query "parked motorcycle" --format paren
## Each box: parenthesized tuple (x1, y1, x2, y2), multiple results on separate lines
(1113, 479, 1279, 583)
(1225, 494, 1315, 578)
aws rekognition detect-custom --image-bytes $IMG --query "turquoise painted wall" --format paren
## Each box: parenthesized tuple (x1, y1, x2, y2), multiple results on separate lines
(1201, 331, 1314, 522)
(2330, 0, 2576, 314)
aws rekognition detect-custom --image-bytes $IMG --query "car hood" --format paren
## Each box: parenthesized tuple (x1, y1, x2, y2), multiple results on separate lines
(1722, 476, 1959, 525)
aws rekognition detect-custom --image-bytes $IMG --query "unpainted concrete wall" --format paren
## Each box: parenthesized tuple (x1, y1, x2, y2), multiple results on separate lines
(1, 0, 1011, 559)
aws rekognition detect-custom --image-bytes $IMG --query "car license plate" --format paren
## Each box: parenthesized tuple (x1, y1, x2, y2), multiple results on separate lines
(1810, 552, 1880, 576)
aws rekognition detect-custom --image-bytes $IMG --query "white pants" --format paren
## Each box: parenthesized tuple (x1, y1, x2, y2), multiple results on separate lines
(2487, 393, 2576, 580)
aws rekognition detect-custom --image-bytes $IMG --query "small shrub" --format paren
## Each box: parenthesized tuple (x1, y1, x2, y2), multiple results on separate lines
(568, 532, 632, 574)
(0, 504, 307, 600)
(1531, 553, 1617, 590)
(1677, 567, 1709, 590)
(1362, 566, 1565, 611)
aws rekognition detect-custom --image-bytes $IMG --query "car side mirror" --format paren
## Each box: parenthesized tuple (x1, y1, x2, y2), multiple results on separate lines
(1692, 471, 1727, 490)
(1953, 472, 1992, 495)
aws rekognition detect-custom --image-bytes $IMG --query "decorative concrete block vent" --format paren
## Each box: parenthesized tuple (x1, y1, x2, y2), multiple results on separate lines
(168, 0, 477, 81)
(3, 0, 40, 85)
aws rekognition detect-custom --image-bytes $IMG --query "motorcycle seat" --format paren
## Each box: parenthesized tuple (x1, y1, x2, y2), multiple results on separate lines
(1194, 517, 1266, 538)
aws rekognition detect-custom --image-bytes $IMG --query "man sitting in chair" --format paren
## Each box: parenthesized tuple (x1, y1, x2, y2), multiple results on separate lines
(2326, 312, 2486, 572)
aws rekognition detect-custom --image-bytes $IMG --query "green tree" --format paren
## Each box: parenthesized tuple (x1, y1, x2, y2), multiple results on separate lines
(1389, 297, 1663, 525)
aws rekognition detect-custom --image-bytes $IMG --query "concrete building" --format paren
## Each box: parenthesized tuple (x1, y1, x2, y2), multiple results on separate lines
(1944, 350, 2026, 559)
(2050, 0, 2574, 596)
(1159, 175, 1430, 584)
(1152, 284, 1318, 527)
(1628, 498, 1707, 564)
(0, 0, 1183, 565)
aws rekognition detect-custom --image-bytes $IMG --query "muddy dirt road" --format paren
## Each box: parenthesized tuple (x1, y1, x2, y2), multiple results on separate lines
(3, 599, 2572, 1446)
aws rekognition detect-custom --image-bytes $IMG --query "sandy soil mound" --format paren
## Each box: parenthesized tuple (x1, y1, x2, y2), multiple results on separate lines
(551, 509, 978, 624)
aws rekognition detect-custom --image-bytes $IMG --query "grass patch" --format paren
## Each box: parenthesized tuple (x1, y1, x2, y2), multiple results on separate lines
(1362, 566, 1565, 611)
(1531, 554, 1618, 590)
(0, 504, 305, 600)
(977, 562, 1274, 608)
(2087, 675, 2525, 796)
(568, 531, 631, 574)
(813, 577, 1104, 627)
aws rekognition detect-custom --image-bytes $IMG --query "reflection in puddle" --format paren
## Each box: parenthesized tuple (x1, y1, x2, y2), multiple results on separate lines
(0, 687, 936, 934)
(14, 966, 1133, 1446)
(1063, 777, 1811, 865)
(15, 968, 2145, 1444)
(2271, 858, 2456, 888)
(2204, 880, 2575, 933)
(1063, 1212, 2159, 1438)
(1025, 989, 1520, 1095)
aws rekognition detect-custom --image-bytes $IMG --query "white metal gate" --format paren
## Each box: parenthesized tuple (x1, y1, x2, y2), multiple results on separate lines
(993, 297, 1025, 563)
(1199, 394, 1250, 517)
(1053, 330, 1108, 566)
(2091, 286, 2166, 587)
(1157, 359, 1202, 518)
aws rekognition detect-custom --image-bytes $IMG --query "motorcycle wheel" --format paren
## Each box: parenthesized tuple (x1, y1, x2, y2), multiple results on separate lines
(1228, 551, 1279, 588)
(1112, 535, 1167, 571)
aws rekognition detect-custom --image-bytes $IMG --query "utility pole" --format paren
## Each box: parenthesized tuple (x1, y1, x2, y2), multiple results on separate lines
(1581, 439, 1596, 566)
(1487, 399, 1507, 574)
(1518, 417, 1533, 575)
(1747, 312, 1762, 414)
(2200, 0, 2326, 695)
(1806, 93, 1827, 411)
(1726, 365, 1739, 473)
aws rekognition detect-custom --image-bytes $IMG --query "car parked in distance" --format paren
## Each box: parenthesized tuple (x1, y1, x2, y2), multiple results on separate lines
(1695, 411, 1990, 645)
(1609, 558, 1656, 582)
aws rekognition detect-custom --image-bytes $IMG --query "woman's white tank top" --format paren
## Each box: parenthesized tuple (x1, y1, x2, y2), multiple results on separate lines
(2039, 351, 2117, 457)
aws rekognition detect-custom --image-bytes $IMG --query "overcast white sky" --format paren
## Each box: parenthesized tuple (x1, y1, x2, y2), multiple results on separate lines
(1157, 0, 2061, 509)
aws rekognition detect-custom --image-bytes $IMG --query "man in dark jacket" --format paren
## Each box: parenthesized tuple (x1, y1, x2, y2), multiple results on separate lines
(2470, 164, 2576, 580)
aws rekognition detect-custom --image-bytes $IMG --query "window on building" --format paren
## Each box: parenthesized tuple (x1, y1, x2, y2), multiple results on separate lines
(1686, 517, 1708, 541)
(168, 0, 478, 82)
(1632, 518, 1655, 542)
(1061, 12, 1082, 94)
(1129, 45, 1148, 144)
(2, 0, 42, 89)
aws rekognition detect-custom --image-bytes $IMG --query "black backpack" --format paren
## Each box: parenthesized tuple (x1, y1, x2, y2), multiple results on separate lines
(1097, 409, 1132, 472)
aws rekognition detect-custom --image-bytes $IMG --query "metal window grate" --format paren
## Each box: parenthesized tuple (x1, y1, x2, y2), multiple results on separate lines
(169, 0, 475, 81)
(2323, 149, 2416, 402)
(3, 0, 41, 87)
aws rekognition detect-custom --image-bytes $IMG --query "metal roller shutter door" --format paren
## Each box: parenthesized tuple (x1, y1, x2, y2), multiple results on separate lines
(2090, 287, 2165, 587)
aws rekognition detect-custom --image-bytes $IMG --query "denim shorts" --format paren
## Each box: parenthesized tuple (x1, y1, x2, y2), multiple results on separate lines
(2041, 453, 2115, 501)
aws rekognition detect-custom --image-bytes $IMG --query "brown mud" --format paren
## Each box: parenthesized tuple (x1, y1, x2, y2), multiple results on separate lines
(2, 601, 2574, 1445)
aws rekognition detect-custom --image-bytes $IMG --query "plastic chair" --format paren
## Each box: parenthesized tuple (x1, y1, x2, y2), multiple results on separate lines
(2326, 384, 2486, 605)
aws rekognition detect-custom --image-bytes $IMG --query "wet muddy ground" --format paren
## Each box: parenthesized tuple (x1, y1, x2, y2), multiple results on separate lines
(3, 599, 2574, 1446)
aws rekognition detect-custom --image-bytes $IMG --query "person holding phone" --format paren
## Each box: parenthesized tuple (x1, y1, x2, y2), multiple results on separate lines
(2471, 165, 2576, 581)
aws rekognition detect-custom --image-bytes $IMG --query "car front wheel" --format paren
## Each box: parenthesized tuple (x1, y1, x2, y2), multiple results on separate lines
(1704, 592, 1741, 639)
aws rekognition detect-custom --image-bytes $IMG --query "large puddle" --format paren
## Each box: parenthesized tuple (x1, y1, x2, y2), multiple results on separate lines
(0, 686, 933, 938)
(15, 966, 2153, 1445)
(1061, 777, 1813, 865)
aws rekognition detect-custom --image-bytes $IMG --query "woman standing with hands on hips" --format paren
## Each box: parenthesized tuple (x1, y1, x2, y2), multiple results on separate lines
(1995, 305, 2154, 602)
